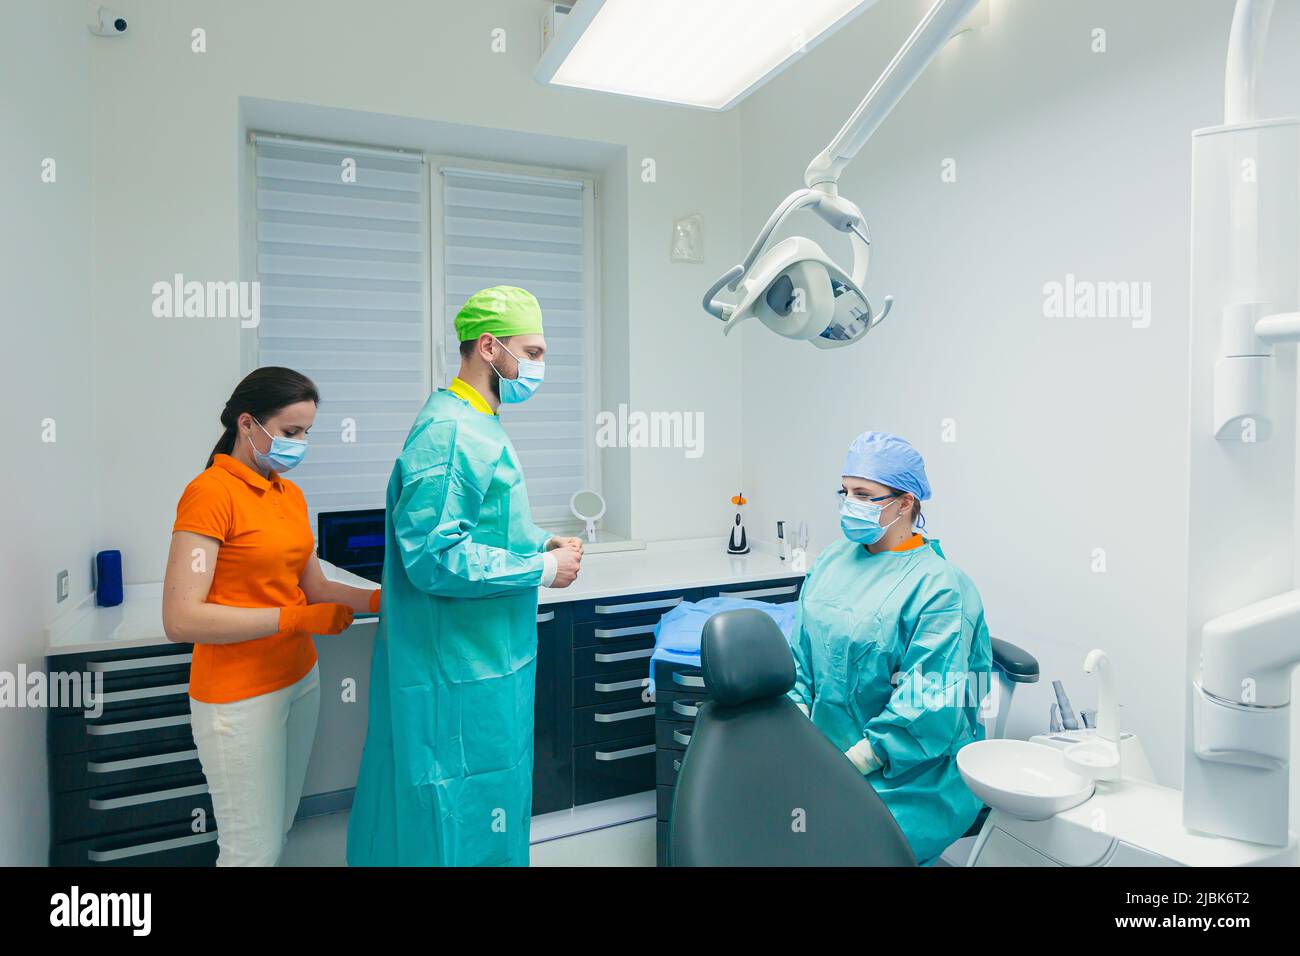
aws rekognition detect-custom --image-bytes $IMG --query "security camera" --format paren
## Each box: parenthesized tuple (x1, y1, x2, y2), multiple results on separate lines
(89, 7, 128, 37)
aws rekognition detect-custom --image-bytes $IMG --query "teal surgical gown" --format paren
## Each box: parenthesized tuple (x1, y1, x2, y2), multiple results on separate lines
(347, 388, 552, 867)
(787, 537, 992, 865)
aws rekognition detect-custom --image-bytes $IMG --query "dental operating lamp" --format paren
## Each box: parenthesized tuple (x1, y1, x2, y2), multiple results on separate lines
(703, 0, 981, 348)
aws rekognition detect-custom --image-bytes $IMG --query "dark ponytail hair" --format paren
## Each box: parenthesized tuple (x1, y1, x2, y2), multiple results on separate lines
(208, 367, 320, 468)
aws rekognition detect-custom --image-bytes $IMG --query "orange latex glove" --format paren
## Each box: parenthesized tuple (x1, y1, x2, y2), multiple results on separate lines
(280, 603, 354, 636)
(368, 589, 381, 613)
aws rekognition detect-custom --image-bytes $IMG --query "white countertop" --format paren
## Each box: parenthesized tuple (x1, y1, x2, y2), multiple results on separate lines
(46, 539, 802, 656)
(1012, 777, 1298, 866)
(47, 583, 172, 656)
(539, 537, 801, 605)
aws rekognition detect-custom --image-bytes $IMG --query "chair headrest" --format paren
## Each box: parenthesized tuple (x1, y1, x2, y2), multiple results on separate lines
(700, 609, 796, 706)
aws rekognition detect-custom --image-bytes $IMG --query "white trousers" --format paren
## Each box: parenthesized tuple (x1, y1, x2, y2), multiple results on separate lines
(190, 663, 320, 866)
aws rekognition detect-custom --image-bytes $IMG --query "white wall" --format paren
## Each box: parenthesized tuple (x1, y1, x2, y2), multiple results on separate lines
(89, 0, 743, 583)
(736, 0, 1300, 787)
(0, 0, 97, 865)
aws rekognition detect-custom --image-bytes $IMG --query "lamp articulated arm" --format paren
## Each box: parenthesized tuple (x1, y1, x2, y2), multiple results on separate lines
(705, 0, 979, 326)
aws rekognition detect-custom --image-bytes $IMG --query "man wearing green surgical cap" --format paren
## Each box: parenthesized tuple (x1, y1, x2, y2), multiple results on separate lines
(348, 285, 584, 867)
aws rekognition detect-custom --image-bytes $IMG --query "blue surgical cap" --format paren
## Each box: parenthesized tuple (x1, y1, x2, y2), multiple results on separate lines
(841, 431, 932, 501)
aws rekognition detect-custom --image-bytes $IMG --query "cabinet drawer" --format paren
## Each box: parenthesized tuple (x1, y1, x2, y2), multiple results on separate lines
(49, 698, 195, 756)
(655, 688, 706, 723)
(573, 615, 660, 649)
(51, 771, 212, 843)
(656, 746, 684, 787)
(656, 718, 695, 752)
(46, 664, 191, 717)
(48, 642, 193, 678)
(574, 737, 655, 805)
(654, 659, 708, 694)
(573, 700, 657, 746)
(571, 589, 698, 625)
(50, 819, 217, 867)
(705, 578, 803, 603)
(51, 738, 202, 794)
(572, 669, 649, 707)
(573, 636, 655, 679)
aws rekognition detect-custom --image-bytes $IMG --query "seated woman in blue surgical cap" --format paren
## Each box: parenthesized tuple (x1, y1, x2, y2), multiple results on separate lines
(787, 431, 992, 865)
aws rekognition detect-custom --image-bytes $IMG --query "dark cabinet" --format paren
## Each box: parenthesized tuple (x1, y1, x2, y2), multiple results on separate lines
(46, 642, 216, 867)
(532, 605, 573, 815)
(46, 575, 802, 865)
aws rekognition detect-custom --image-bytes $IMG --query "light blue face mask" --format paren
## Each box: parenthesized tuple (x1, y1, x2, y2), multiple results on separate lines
(248, 418, 308, 474)
(840, 495, 902, 545)
(492, 338, 544, 404)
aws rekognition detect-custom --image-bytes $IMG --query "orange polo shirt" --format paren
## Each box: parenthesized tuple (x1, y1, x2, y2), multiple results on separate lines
(172, 454, 316, 704)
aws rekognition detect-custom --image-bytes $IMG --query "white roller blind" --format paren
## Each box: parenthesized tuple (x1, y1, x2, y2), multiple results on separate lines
(253, 138, 429, 530)
(440, 166, 590, 526)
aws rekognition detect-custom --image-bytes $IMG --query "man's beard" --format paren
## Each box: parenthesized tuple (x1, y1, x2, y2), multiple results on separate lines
(487, 369, 500, 401)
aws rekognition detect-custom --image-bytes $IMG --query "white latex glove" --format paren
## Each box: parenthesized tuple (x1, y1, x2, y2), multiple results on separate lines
(795, 700, 810, 717)
(845, 738, 882, 775)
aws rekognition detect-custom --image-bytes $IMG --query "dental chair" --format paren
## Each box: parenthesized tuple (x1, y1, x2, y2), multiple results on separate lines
(668, 609, 1040, 867)
(668, 609, 916, 866)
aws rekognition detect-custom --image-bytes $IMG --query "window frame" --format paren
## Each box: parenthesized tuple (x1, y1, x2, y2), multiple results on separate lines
(428, 154, 603, 523)
(241, 135, 603, 530)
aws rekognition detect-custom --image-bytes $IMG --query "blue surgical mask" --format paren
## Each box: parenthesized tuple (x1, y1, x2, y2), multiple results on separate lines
(840, 497, 902, 545)
(247, 418, 308, 474)
(492, 338, 544, 404)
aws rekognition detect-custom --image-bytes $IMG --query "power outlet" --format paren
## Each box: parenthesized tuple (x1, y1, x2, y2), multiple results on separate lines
(56, 569, 69, 603)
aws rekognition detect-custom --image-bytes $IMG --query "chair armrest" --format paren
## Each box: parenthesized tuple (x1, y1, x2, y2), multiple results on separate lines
(991, 637, 1039, 684)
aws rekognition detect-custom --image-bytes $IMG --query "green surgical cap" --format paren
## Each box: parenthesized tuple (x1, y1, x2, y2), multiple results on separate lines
(454, 286, 544, 342)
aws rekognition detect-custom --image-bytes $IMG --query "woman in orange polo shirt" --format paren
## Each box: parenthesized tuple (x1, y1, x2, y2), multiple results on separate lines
(162, 367, 380, 866)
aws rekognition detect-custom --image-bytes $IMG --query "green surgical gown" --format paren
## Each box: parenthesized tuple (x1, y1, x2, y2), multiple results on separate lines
(787, 538, 992, 864)
(347, 388, 552, 866)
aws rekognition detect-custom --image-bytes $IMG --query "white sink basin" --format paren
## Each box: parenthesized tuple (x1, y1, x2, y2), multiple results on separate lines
(957, 739, 1095, 821)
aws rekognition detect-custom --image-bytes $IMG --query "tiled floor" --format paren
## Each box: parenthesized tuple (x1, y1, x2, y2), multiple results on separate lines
(280, 794, 657, 867)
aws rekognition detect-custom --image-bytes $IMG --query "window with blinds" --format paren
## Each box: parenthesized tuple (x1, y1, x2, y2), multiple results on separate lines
(251, 138, 429, 530)
(438, 166, 594, 527)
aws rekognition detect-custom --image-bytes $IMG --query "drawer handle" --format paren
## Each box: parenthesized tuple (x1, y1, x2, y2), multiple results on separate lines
(536, 611, 555, 624)
(593, 623, 656, 639)
(86, 714, 191, 736)
(87, 748, 198, 774)
(88, 653, 192, 673)
(673, 729, 693, 746)
(594, 597, 682, 615)
(593, 649, 653, 664)
(88, 830, 217, 864)
(94, 682, 190, 707)
(594, 707, 654, 723)
(672, 671, 706, 689)
(718, 584, 799, 600)
(672, 699, 699, 718)
(593, 678, 647, 693)
(595, 743, 656, 761)
(89, 782, 208, 811)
